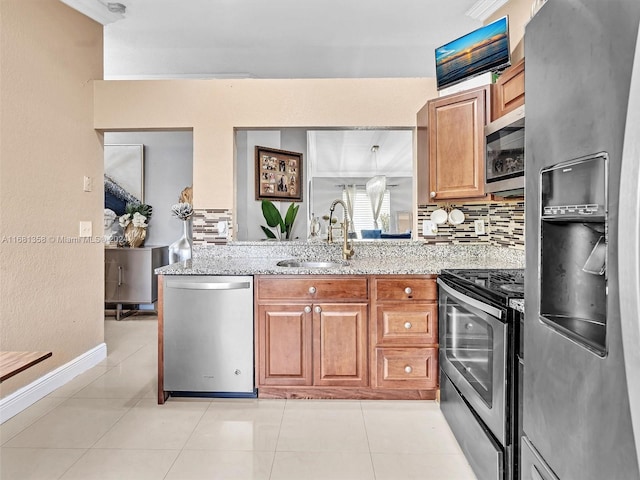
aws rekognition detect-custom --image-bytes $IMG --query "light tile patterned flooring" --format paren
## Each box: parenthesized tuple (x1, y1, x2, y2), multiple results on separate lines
(0, 316, 477, 480)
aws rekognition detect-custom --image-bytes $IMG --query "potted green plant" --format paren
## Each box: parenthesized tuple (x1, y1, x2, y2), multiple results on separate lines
(261, 200, 299, 240)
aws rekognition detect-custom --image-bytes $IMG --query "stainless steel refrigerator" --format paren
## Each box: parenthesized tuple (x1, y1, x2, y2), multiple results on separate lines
(524, 1, 640, 479)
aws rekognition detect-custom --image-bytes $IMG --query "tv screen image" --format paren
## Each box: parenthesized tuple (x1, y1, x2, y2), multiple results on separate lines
(435, 16, 510, 90)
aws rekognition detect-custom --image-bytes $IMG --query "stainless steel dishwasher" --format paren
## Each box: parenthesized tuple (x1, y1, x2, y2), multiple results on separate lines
(163, 275, 255, 397)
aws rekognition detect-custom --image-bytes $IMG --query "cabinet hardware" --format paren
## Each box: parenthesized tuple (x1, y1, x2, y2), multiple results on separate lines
(308, 286, 316, 294)
(314, 306, 322, 314)
(404, 365, 413, 374)
(304, 306, 312, 313)
(404, 322, 412, 329)
(404, 287, 412, 295)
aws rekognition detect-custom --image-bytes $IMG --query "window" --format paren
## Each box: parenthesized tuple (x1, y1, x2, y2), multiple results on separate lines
(342, 187, 390, 238)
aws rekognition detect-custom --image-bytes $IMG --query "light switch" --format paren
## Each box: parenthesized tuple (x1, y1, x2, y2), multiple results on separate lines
(83, 176, 92, 192)
(79, 221, 92, 237)
(474, 219, 486, 235)
(422, 219, 438, 236)
(218, 220, 228, 236)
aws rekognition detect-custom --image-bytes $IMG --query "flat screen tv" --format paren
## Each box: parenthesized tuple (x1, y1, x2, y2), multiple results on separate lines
(435, 16, 510, 90)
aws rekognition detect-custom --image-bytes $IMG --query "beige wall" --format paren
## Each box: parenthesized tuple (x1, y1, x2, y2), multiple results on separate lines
(0, 0, 104, 396)
(94, 78, 438, 211)
(487, 0, 532, 62)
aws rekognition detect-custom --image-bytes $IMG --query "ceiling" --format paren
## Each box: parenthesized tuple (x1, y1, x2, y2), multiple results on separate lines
(61, 0, 509, 80)
(61, 0, 508, 176)
(308, 130, 413, 178)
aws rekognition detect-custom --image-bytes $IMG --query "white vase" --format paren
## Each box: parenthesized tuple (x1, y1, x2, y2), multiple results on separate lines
(169, 219, 192, 263)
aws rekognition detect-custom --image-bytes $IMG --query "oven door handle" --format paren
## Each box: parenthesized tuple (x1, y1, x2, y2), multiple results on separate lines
(437, 278, 503, 320)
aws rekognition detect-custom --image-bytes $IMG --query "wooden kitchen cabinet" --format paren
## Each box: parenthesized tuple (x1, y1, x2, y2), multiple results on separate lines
(371, 276, 438, 392)
(257, 303, 313, 386)
(417, 86, 490, 202)
(491, 58, 525, 120)
(313, 303, 368, 386)
(255, 276, 369, 393)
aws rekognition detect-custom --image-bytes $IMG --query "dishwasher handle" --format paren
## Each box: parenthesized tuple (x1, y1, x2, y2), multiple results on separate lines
(167, 281, 251, 291)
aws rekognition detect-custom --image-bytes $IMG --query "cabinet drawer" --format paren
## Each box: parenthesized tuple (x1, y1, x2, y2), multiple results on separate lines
(374, 347, 438, 389)
(257, 276, 368, 301)
(376, 303, 437, 345)
(374, 278, 437, 301)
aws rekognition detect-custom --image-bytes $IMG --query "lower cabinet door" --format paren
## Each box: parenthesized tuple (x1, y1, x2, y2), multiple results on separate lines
(313, 303, 369, 387)
(374, 347, 438, 389)
(257, 304, 313, 386)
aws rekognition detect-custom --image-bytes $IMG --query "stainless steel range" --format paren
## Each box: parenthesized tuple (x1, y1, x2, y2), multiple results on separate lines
(438, 269, 524, 480)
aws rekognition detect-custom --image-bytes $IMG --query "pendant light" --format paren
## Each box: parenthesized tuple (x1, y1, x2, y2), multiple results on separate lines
(366, 145, 386, 229)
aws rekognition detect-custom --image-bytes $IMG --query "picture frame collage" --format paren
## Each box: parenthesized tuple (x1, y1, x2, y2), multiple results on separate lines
(255, 146, 303, 202)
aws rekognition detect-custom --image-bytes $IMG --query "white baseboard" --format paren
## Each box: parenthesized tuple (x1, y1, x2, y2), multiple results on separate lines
(0, 343, 107, 424)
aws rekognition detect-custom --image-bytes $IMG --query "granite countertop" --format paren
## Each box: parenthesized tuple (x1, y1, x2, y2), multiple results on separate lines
(510, 299, 525, 313)
(156, 241, 525, 276)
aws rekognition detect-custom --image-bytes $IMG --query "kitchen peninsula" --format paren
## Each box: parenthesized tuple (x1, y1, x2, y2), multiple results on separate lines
(156, 241, 524, 404)
(157, 241, 524, 276)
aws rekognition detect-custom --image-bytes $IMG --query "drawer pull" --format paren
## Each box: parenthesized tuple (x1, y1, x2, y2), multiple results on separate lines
(404, 365, 413, 374)
(314, 306, 322, 314)
(404, 322, 412, 329)
(404, 287, 412, 295)
(304, 306, 312, 313)
(308, 286, 317, 294)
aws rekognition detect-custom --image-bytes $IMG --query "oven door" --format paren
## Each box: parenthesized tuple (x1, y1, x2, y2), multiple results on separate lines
(438, 278, 508, 446)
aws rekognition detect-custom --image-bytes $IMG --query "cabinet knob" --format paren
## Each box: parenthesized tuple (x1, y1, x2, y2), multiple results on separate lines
(234, 369, 241, 375)
(404, 322, 412, 329)
(308, 286, 317, 294)
(466, 323, 473, 330)
(404, 287, 412, 295)
(430, 191, 436, 198)
(314, 306, 322, 314)
(404, 365, 413, 374)
(304, 306, 312, 313)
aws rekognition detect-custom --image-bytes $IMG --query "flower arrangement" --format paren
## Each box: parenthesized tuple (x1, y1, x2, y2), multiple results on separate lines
(119, 202, 153, 229)
(171, 202, 194, 221)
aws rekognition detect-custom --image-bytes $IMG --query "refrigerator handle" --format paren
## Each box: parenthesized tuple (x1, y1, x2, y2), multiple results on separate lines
(619, 24, 640, 472)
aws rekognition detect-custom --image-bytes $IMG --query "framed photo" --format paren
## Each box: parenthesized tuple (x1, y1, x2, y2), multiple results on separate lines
(104, 144, 144, 202)
(255, 146, 303, 201)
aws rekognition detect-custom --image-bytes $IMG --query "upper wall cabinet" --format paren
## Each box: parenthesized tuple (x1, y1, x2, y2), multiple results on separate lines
(491, 59, 525, 121)
(417, 85, 490, 203)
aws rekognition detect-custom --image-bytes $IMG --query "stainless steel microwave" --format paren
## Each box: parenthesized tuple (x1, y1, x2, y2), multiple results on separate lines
(484, 105, 525, 196)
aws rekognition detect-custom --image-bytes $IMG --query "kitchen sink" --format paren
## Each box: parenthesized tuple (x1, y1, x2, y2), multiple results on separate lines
(276, 259, 348, 268)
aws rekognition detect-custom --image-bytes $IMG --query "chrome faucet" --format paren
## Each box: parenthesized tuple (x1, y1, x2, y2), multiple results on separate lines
(328, 199, 354, 260)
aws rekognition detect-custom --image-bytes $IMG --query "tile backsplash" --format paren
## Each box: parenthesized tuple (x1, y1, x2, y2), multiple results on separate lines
(192, 208, 233, 245)
(417, 201, 524, 250)
(193, 201, 525, 249)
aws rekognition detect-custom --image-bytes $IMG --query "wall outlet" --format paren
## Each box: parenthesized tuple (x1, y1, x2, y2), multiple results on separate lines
(218, 220, 228, 237)
(83, 176, 92, 192)
(422, 219, 438, 236)
(79, 221, 92, 237)
(474, 219, 485, 235)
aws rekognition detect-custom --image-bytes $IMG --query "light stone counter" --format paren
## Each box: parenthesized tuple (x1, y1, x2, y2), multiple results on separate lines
(510, 299, 525, 313)
(156, 241, 525, 276)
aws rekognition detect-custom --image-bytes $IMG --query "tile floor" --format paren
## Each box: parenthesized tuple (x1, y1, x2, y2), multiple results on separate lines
(0, 316, 477, 480)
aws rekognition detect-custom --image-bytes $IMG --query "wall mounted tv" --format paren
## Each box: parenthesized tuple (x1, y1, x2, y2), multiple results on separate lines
(435, 16, 510, 90)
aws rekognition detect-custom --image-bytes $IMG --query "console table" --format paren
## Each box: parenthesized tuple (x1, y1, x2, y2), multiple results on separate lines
(105, 245, 168, 320)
